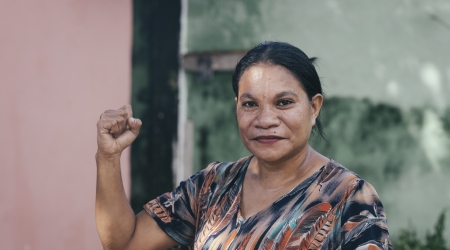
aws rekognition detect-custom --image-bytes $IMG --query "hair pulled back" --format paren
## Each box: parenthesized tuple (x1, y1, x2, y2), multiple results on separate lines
(232, 41, 325, 140)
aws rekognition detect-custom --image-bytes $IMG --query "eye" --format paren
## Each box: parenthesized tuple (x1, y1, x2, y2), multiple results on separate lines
(242, 101, 257, 108)
(277, 100, 293, 106)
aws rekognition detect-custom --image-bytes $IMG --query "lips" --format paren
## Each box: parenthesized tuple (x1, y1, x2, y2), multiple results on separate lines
(252, 135, 284, 144)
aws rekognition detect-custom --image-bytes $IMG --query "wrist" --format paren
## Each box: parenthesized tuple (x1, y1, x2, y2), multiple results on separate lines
(96, 151, 121, 163)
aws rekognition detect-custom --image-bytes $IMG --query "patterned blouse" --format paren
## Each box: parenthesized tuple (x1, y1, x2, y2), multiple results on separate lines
(144, 156, 392, 249)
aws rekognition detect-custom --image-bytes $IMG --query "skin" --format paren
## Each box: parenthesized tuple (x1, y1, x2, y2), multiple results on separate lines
(95, 105, 177, 250)
(236, 63, 329, 219)
(95, 64, 328, 249)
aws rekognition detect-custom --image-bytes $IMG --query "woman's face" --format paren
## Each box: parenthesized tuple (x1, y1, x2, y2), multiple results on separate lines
(236, 63, 323, 164)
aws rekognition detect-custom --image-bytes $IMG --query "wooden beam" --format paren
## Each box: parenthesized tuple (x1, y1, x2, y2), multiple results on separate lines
(182, 51, 247, 72)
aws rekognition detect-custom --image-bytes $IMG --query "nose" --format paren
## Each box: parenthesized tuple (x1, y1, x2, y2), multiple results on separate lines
(255, 105, 280, 129)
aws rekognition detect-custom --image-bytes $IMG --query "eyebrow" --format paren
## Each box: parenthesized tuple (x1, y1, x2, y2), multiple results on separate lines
(238, 93, 255, 100)
(239, 91, 298, 100)
(274, 91, 298, 99)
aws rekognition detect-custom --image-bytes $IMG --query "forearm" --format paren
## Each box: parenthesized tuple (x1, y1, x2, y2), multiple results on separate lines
(95, 153, 136, 250)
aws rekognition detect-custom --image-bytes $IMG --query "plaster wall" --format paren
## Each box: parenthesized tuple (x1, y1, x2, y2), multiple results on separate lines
(0, 1, 132, 249)
(185, 0, 450, 239)
(187, 0, 450, 109)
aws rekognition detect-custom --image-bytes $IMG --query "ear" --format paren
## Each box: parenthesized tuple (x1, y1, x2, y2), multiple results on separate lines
(234, 97, 237, 103)
(310, 94, 323, 126)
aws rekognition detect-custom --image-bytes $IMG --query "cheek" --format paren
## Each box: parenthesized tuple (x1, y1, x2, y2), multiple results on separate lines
(236, 111, 257, 141)
(236, 111, 250, 129)
(236, 108, 254, 123)
(286, 108, 312, 133)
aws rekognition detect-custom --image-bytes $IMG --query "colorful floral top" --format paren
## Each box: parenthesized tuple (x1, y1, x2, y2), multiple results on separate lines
(144, 156, 392, 250)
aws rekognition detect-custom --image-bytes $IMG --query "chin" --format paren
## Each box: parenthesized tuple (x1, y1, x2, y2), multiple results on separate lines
(245, 141, 304, 164)
(249, 147, 288, 163)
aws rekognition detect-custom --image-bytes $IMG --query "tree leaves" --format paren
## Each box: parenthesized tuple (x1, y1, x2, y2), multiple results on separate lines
(393, 211, 448, 250)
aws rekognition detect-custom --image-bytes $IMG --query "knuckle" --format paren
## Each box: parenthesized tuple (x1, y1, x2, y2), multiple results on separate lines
(125, 104, 133, 114)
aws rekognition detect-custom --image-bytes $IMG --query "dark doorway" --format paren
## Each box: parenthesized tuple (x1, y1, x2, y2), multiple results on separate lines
(130, 0, 181, 213)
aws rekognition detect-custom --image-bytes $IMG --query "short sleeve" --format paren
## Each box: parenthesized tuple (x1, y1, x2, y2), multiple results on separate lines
(339, 180, 392, 250)
(143, 163, 217, 246)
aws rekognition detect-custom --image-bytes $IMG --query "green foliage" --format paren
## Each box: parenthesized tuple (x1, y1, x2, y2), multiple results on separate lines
(393, 211, 448, 250)
(425, 212, 448, 250)
(442, 107, 450, 133)
(310, 97, 431, 190)
(393, 228, 422, 250)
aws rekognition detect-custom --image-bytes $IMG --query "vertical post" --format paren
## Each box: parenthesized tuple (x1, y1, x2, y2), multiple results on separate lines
(130, 0, 180, 212)
(175, 0, 189, 186)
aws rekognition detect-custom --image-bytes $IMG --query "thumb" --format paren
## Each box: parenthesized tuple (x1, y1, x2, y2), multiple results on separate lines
(114, 117, 142, 149)
(128, 117, 142, 136)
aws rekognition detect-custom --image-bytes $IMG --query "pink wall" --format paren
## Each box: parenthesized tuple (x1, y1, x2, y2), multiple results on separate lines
(0, 1, 132, 249)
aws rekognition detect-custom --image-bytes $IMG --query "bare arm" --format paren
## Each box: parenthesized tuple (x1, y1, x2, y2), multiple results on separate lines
(95, 104, 177, 250)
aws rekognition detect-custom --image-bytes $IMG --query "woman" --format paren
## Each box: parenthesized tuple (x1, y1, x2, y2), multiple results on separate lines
(96, 42, 391, 250)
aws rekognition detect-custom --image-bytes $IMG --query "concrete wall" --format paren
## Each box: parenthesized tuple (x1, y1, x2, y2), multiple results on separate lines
(0, 1, 132, 249)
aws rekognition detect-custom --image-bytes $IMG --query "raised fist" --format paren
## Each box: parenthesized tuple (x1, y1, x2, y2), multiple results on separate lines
(96, 104, 142, 158)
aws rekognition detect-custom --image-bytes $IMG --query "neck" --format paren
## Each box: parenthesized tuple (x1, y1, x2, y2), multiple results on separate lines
(248, 146, 326, 190)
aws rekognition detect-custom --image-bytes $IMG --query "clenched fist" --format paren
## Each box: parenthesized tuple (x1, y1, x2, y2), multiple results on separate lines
(96, 104, 142, 158)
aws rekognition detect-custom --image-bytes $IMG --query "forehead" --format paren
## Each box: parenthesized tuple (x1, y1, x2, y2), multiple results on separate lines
(238, 64, 305, 97)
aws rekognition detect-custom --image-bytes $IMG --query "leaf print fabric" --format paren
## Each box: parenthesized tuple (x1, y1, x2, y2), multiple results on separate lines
(144, 156, 392, 249)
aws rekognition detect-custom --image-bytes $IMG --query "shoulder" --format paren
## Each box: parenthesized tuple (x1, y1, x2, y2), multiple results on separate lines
(318, 160, 380, 190)
(321, 162, 391, 249)
(315, 160, 363, 194)
(317, 159, 361, 185)
(318, 160, 386, 217)
(314, 160, 383, 207)
(198, 155, 251, 184)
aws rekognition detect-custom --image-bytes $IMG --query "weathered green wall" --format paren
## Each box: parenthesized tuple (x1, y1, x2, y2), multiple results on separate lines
(187, 72, 250, 172)
(311, 99, 450, 241)
(187, 0, 450, 108)
(185, 0, 450, 242)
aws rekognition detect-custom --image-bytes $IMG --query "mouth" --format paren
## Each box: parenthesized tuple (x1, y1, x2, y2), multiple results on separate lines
(252, 135, 284, 144)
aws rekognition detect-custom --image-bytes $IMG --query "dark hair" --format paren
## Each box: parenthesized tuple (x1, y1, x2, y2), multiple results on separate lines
(232, 41, 325, 140)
